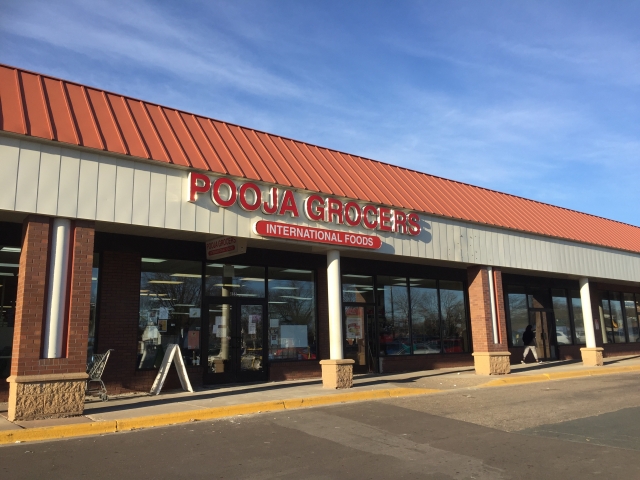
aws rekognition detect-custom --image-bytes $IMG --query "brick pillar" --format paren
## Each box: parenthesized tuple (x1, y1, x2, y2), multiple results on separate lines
(7, 217, 95, 421)
(96, 251, 141, 393)
(467, 266, 510, 375)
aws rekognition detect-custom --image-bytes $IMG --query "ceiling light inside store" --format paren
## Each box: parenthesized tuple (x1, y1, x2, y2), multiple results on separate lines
(174, 304, 195, 307)
(147, 281, 183, 284)
(281, 269, 311, 274)
(142, 258, 166, 263)
(280, 296, 312, 300)
(0, 273, 14, 277)
(268, 301, 286, 304)
(213, 284, 240, 287)
(342, 274, 371, 278)
(0, 247, 21, 253)
(236, 294, 257, 297)
(272, 286, 297, 290)
(207, 264, 224, 268)
(0, 263, 19, 268)
(240, 278, 264, 282)
(170, 274, 201, 278)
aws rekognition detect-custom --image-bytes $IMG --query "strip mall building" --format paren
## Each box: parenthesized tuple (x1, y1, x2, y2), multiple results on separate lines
(1, 64, 640, 421)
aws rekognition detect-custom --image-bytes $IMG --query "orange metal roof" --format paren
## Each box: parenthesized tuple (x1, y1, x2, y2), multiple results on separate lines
(2, 63, 640, 255)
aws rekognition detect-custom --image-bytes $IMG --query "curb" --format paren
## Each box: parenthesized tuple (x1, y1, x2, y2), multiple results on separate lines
(0, 387, 439, 445)
(478, 364, 640, 388)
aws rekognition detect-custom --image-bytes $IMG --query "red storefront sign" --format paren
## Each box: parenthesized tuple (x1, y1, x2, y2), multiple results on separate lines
(189, 172, 422, 236)
(254, 220, 382, 249)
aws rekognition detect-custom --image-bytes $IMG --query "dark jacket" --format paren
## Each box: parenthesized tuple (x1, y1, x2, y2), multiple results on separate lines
(522, 329, 535, 346)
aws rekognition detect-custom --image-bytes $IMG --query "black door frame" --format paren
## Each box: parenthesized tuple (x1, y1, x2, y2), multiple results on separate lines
(528, 307, 557, 360)
(202, 295, 268, 385)
(343, 302, 378, 374)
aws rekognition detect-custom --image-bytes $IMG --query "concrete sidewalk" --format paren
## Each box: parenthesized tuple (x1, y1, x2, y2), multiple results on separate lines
(1, 355, 640, 444)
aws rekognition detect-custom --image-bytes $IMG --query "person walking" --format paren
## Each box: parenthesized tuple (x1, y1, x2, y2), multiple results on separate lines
(521, 325, 542, 364)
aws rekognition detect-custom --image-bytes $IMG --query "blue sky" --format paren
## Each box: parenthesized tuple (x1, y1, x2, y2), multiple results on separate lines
(2, 1, 639, 225)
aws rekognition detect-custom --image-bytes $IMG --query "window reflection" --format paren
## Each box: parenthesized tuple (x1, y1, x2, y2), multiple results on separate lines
(268, 268, 316, 361)
(87, 254, 99, 359)
(551, 289, 572, 345)
(138, 258, 202, 369)
(507, 286, 528, 346)
(440, 281, 468, 353)
(205, 264, 265, 298)
(570, 291, 585, 344)
(410, 279, 439, 353)
(624, 293, 640, 342)
(377, 276, 410, 356)
(342, 274, 375, 303)
(0, 245, 19, 379)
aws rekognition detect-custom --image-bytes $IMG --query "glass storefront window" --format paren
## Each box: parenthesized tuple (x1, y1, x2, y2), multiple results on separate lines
(551, 289, 572, 345)
(570, 290, 585, 344)
(0, 246, 20, 379)
(268, 267, 316, 361)
(138, 258, 203, 369)
(205, 264, 265, 297)
(342, 274, 375, 303)
(440, 280, 469, 353)
(377, 276, 410, 355)
(624, 293, 640, 342)
(507, 285, 528, 346)
(409, 278, 439, 354)
(87, 254, 99, 359)
(607, 292, 626, 343)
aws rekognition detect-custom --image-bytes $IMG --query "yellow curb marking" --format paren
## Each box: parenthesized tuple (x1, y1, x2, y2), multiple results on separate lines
(478, 364, 640, 388)
(0, 387, 438, 445)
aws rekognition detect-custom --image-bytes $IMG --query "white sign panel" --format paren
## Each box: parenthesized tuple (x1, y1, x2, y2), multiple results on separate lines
(206, 236, 247, 260)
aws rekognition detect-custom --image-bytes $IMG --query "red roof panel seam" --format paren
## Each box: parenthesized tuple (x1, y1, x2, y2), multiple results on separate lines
(139, 103, 172, 163)
(281, 139, 330, 193)
(295, 142, 343, 196)
(332, 151, 383, 204)
(173, 111, 208, 169)
(270, 136, 319, 191)
(102, 92, 130, 156)
(392, 168, 442, 215)
(228, 125, 274, 182)
(13, 69, 28, 135)
(59, 82, 82, 146)
(343, 154, 390, 204)
(255, 132, 305, 188)
(156, 106, 191, 166)
(311, 146, 363, 200)
(204, 119, 244, 176)
(189, 116, 228, 173)
(235, 128, 280, 184)
(36, 75, 55, 141)
(80, 86, 104, 150)
(121, 99, 151, 159)
(243, 130, 291, 186)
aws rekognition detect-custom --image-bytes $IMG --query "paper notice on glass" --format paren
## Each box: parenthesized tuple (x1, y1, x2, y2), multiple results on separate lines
(158, 307, 169, 320)
(346, 316, 363, 339)
(270, 334, 278, 346)
(248, 314, 260, 335)
(215, 316, 223, 327)
(212, 325, 218, 336)
(188, 330, 200, 350)
(269, 318, 279, 328)
(189, 307, 201, 318)
(248, 323, 257, 335)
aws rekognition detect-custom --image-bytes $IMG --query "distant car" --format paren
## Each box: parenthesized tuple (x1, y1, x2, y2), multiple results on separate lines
(556, 331, 571, 345)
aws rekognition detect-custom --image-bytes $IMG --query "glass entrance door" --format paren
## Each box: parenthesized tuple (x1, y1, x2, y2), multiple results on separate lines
(344, 305, 376, 373)
(204, 297, 267, 384)
(529, 310, 556, 360)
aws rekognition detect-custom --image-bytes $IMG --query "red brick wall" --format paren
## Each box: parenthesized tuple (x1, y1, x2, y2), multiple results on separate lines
(269, 361, 321, 381)
(96, 251, 203, 394)
(467, 266, 508, 353)
(9, 216, 94, 378)
(10, 216, 50, 377)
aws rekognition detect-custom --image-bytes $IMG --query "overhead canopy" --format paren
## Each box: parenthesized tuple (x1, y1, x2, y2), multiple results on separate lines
(1, 63, 639, 254)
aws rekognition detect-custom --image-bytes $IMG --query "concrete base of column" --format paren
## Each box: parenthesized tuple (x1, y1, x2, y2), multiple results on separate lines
(7, 373, 88, 421)
(472, 352, 511, 375)
(319, 359, 355, 389)
(580, 347, 604, 367)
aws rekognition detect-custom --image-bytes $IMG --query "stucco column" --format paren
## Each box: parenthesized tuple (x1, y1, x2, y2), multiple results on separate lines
(579, 278, 603, 366)
(468, 266, 510, 375)
(320, 250, 354, 388)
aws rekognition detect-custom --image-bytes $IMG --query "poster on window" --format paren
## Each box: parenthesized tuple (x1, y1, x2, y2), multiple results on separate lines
(346, 314, 363, 340)
(158, 320, 168, 333)
(158, 307, 169, 320)
(188, 330, 200, 350)
(280, 325, 308, 347)
(248, 314, 260, 335)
